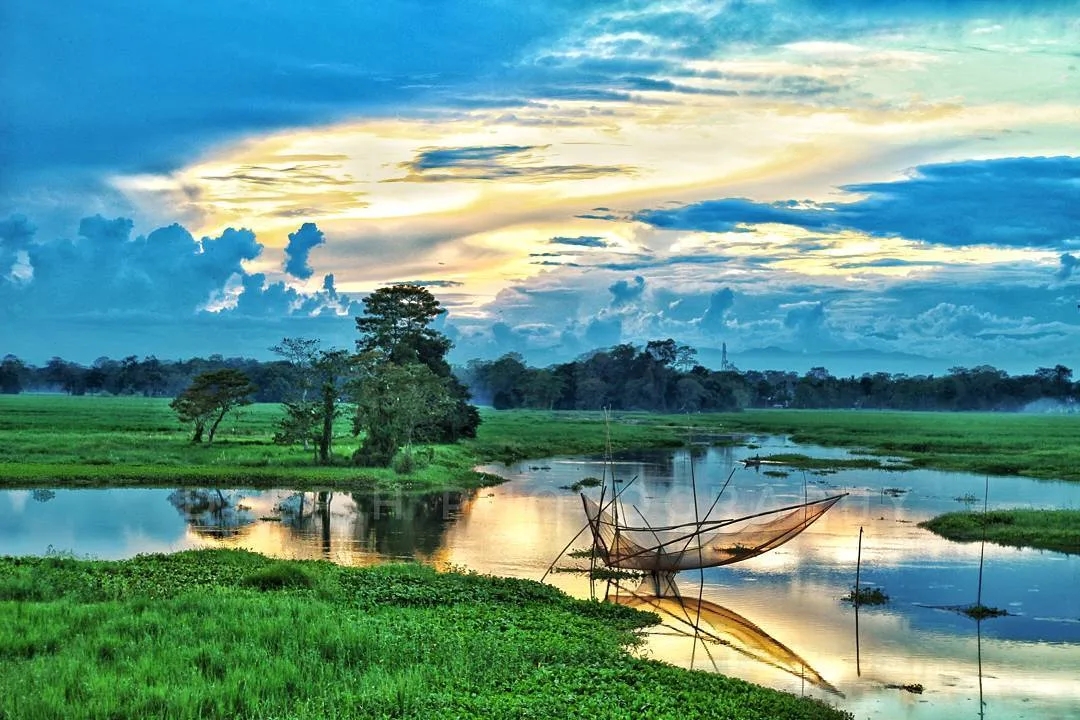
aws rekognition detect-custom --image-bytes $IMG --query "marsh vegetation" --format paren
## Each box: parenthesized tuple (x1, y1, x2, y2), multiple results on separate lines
(919, 509, 1080, 555)
(0, 551, 852, 720)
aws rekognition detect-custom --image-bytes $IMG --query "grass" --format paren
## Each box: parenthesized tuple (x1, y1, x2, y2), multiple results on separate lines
(841, 587, 889, 606)
(960, 604, 1009, 620)
(0, 550, 852, 720)
(2, 397, 1080, 490)
(919, 509, 1080, 555)
(0, 395, 496, 491)
(710, 409, 1080, 482)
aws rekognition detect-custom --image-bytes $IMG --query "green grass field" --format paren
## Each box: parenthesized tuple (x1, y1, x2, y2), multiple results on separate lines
(0, 550, 852, 720)
(919, 509, 1080, 555)
(1, 396, 1079, 489)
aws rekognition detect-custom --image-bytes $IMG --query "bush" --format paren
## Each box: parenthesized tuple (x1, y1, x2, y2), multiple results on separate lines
(240, 563, 314, 591)
(391, 447, 432, 475)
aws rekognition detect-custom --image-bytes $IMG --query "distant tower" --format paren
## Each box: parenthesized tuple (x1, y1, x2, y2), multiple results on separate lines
(721, 342, 730, 371)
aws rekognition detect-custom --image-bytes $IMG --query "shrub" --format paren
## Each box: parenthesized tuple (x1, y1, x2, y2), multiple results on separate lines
(240, 563, 314, 591)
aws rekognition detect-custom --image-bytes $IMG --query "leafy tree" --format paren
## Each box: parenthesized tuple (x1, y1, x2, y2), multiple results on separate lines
(350, 357, 455, 467)
(0, 355, 25, 394)
(274, 349, 352, 464)
(313, 350, 353, 464)
(170, 369, 256, 443)
(354, 284, 480, 453)
(270, 337, 321, 401)
(356, 284, 452, 371)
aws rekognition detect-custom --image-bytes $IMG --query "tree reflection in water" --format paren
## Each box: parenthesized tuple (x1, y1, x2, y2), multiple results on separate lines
(268, 488, 476, 560)
(167, 488, 255, 539)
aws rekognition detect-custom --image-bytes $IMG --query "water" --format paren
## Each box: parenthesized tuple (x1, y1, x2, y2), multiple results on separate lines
(3, 441, 1079, 719)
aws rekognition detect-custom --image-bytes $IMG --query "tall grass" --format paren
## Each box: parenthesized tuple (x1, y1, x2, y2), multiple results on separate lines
(0, 550, 852, 720)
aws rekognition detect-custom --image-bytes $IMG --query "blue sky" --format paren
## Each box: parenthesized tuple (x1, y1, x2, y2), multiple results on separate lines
(2, 0, 1079, 373)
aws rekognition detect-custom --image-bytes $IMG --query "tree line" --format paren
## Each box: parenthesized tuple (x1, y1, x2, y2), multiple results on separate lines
(460, 340, 1078, 413)
(4, 329, 1077, 417)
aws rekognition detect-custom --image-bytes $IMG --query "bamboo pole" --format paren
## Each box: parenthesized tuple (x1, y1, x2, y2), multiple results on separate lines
(854, 526, 863, 607)
(976, 475, 989, 610)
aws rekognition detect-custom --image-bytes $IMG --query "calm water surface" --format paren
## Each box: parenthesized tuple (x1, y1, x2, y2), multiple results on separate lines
(3, 436, 1078, 720)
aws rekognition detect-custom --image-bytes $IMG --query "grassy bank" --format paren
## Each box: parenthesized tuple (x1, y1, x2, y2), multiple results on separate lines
(2, 396, 1079, 489)
(474, 408, 1080, 481)
(919, 509, 1080, 555)
(0, 550, 851, 720)
(0, 395, 494, 490)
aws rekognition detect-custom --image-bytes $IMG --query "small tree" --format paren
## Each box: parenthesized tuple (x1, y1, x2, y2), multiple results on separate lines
(350, 357, 454, 467)
(170, 369, 256, 443)
(274, 348, 352, 464)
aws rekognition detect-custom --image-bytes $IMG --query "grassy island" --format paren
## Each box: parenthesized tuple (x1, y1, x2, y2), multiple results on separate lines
(919, 509, 1080, 555)
(0, 550, 851, 720)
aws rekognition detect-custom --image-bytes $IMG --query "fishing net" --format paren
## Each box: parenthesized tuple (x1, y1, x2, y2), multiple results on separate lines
(582, 493, 845, 572)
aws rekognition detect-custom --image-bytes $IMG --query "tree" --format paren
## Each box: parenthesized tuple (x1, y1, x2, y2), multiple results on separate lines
(313, 350, 352, 464)
(170, 369, 256, 443)
(356, 284, 452, 371)
(350, 357, 455, 467)
(270, 337, 321, 401)
(354, 284, 480, 451)
(0, 355, 25, 394)
(271, 337, 323, 454)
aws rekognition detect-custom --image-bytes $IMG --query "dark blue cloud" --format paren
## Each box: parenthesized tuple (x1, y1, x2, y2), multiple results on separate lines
(585, 316, 622, 348)
(396, 279, 464, 288)
(636, 157, 1080, 249)
(1056, 253, 1078, 280)
(699, 288, 734, 333)
(550, 236, 609, 248)
(609, 275, 646, 306)
(1, 213, 359, 361)
(411, 146, 536, 170)
(636, 198, 837, 234)
(784, 302, 827, 332)
(0, 215, 35, 278)
(835, 257, 943, 269)
(1, 0, 589, 185)
(283, 222, 325, 279)
(391, 145, 634, 183)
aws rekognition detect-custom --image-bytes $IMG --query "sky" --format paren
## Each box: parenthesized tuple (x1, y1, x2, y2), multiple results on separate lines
(2, 0, 1079, 374)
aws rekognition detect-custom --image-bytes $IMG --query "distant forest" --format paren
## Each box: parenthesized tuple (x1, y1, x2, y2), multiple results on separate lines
(2, 338, 1077, 413)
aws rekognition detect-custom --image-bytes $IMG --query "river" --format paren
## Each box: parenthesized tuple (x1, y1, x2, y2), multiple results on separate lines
(3, 436, 1078, 719)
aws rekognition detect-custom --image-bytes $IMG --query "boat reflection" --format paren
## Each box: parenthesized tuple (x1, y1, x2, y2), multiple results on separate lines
(602, 579, 841, 695)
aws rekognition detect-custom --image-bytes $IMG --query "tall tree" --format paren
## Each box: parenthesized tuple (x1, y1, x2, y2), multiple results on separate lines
(354, 284, 480, 451)
(170, 369, 256, 443)
(356, 284, 452, 372)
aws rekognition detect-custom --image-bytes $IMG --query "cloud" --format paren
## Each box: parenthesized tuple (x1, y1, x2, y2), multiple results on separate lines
(699, 288, 734, 333)
(550, 236, 609, 248)
(609, 275, 646, 306)
(585, 316, 622, 348)
(835, 257, 943, 269)
(783, 301, 827, 333)
(396, 279, 465, 288)
(390, 144, 634, 183)
(1057, 253, 1078, 280)
(1, 1, 584, 182)
(1, 213, 362, 361)
(0, 215, 35, 278)
(283, 222, 326, 279)
(636, 157, 1080, 250)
